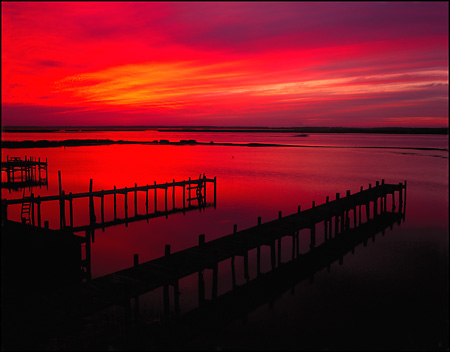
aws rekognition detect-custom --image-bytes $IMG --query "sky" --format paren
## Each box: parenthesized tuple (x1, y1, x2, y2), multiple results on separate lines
(1, 1, 449, 127)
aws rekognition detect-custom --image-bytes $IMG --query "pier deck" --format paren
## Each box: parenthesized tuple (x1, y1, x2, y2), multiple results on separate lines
(58, 180, 406, 318)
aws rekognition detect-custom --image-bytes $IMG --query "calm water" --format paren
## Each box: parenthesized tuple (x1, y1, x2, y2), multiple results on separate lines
(1, 131, 448, 350)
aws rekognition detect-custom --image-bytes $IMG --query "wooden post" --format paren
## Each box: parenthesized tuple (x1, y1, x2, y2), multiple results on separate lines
(165, 183, 168, 217)
(134, 183, 138, 216)
(244, 248, 249, 282)
(233, 224, 237, 234)
(277, 237, 282, 266)
(183, 181, 186, 212)
(69, 193, 73, 227)
(37, 197, 41, 227)
(203, 175, 207, 205)
(125, 187, 128, 220)
(270, 240, 276, 270)
(335, 193, 340, 235)
(154, 181, 157, 213)
(258, 216, 261, 225)
(172, 179, 176, 210)
(403, 180, 407, 214)
(298, 205, 301, 213)
(374, 182, 379, 217)
(60, 191, 66, 229)
(89, 179, 95, 227)
(114, 186, 117, 220)
(345, 190, 351, 229)
(278, 210, 282, 219)
(58, 170, 62, 196)
(214, 176, 217, 208)
(359, 189, 362, 225)
(134, 254, 139, 267)
(398, 182, 403, 213)
(188, 177, 191, 208)
(146, 186, 149, 215)
(30, 193, 35, 226)
(310, 224, 316, 249)
(292, 231, 296, 259)
(101, 191, 105, 230)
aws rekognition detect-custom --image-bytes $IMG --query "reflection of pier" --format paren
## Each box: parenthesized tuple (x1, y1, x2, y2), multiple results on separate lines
(1, 155, 48, 190)
(60, 180, 407, 320)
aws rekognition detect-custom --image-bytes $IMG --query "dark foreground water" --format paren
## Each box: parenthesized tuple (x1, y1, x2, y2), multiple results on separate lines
(1, 131, 448, 350)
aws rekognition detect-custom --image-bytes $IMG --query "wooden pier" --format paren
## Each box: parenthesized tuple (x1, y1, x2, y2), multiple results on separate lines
(1, 179, 407, 349)
(1, 155, 48, 190)
(1, 173, 217, 230)
(48, 179, 406, 320)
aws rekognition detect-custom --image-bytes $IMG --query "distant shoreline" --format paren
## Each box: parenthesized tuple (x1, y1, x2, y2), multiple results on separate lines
(1, 139, 448, 152)
(1, 126, 448, 134)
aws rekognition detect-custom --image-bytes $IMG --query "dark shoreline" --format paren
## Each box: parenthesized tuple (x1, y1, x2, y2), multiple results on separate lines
(1, 126, 448, 134)
(1, 139, 448, 152)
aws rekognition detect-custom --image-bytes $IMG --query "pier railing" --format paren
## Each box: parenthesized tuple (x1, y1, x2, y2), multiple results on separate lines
(1, 174, 217, 230)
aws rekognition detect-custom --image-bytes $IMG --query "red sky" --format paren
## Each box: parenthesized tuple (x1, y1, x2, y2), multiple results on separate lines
(1, 1, 448, 127)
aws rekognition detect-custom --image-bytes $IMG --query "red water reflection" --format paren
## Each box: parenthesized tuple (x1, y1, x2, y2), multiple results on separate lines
(1, 135, 448, 280)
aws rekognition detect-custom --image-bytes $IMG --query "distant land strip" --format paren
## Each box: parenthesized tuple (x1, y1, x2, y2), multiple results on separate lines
(1, 126, 448, 134)
(1, 139, 448, 152)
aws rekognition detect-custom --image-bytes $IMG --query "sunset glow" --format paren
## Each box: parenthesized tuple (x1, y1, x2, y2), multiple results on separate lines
(1, 1, 448, 127)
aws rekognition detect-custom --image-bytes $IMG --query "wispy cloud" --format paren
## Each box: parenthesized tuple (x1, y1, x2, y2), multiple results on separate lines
(1, 1, 448, 126)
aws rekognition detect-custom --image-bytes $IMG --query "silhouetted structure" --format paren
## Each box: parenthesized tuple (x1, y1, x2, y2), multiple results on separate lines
(1, 179, 407, 350)
(2, 173, 217, 230)
(1, 155, 48, 191)
(0, 181, 406, 350)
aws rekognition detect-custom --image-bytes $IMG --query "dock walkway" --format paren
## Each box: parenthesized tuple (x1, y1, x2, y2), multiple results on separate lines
(64, 180, 406, 318)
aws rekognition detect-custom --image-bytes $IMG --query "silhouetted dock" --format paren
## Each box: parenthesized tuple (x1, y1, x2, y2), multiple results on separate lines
(1, 155, 48, 190)
(1, 179, 407, 349)
(57, 180, 406, 319)
(2, 173, 217, 229)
